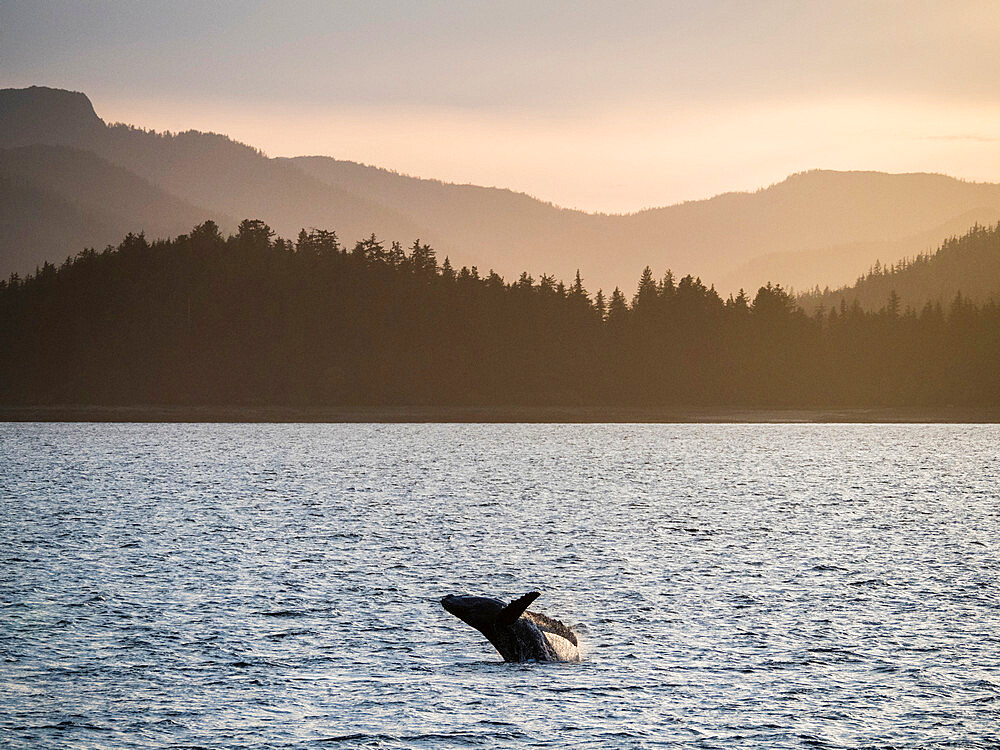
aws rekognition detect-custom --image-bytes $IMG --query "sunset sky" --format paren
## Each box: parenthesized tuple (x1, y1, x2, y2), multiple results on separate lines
(4, 0, 1000, 213)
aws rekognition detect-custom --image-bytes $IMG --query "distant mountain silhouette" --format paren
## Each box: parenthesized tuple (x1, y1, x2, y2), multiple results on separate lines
(717, 206, 1000, 295)
(0, 175, 114, 277)
(799, 222, 1000, 313)
(0, 85, 104, 149)
(0, 144, 225, 274)
(90, 128, 433, 251)
(288, 157, 1000, 296)
(4, 85, 1000, 293)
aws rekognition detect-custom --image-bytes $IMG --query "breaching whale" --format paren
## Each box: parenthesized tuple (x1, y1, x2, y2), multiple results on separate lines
(440, 591, 580, 662)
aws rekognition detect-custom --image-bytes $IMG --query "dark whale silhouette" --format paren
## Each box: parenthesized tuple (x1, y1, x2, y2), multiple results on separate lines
(440, 591, 580, 662)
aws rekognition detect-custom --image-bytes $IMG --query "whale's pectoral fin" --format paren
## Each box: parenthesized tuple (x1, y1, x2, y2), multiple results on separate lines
(495, 591, 541, 627)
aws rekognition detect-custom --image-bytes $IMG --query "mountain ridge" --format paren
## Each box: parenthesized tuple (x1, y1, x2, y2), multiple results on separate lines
(3, 85, 1000, 293)
(0, 143, 229, 274)
(799, 222, 1000, 313)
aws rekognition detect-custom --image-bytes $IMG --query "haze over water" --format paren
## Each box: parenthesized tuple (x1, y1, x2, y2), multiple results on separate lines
(2, 423, 999, 748)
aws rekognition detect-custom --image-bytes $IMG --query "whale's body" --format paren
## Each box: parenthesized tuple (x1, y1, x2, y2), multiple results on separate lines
(440, 591, 580, 662)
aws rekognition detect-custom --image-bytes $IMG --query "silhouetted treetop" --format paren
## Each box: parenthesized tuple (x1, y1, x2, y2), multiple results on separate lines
(1, 219, 997, 408)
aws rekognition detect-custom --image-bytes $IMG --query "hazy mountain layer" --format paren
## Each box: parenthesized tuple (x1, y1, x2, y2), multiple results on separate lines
(289, 156, 1000, 295)
(4, 85, 1000, 293)
(799, 222, 1000, 313)
(0, 175, 113, 276)
(0, 144, 224, 275)
(721, 208, 1000, 296)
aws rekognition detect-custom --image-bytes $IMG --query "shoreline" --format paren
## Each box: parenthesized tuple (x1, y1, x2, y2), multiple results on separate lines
(1, 405, 998, 423)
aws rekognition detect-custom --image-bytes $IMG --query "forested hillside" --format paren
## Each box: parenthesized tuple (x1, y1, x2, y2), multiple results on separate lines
(800, 223, 1000, 313)
(0, 144, 225, 272)
(6, 86, 1000, 295)
(2, 221, 997, 407)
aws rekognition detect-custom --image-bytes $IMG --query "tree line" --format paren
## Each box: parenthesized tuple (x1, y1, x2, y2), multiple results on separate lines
(799, 222, 1000, 313)
(2, 219, 998, 406)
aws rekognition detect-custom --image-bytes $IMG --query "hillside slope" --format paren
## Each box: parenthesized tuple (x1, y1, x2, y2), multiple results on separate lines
(5, 86, 1000, 294)
(720, 207, 1000, 295)
(289, 156, 1000, 294)
(0, 176, 113, 276)
(1, 87, 436, 273)
(0, 144, 226, 275)
(799, 222, 1000, 312)
(91, 126, 435, 253)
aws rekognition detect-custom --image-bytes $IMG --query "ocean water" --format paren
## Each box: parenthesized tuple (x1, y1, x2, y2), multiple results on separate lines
(1, 423, 998, 749)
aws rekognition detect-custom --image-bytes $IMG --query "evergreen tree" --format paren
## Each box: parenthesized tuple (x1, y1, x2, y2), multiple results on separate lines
(632, 266, 657, 310)
(2, 219, 997, 409)
(409, 240, 437, 275)
(594, 289, 607, 321)
(608, 287, 628, 327)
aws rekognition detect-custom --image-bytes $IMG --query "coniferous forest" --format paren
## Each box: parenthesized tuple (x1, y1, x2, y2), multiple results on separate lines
(800, 222, 1000, 313)
(2, 219, 998, 408)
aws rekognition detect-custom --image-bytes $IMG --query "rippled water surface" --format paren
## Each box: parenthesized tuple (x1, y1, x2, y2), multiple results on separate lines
(2, 423, 999, 749)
